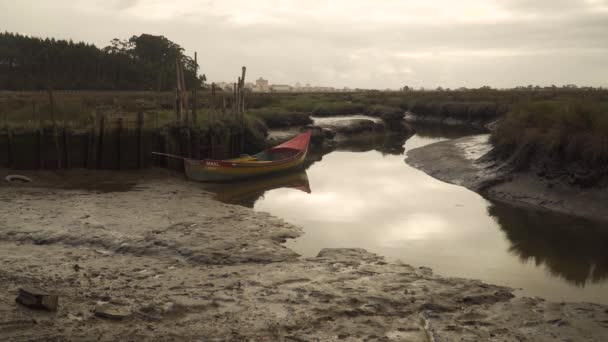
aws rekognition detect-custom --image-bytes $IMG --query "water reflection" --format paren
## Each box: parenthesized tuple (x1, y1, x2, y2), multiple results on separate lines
(333, 133, 408, 155)
(203, 130, 608, 304)
(207, 171, 310, 208)
(488, 201, 608, 287)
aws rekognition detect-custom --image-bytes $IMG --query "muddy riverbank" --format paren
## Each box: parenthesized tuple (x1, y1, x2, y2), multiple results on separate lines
(407, 135, 608, 222)
(1, 169, 607, 340)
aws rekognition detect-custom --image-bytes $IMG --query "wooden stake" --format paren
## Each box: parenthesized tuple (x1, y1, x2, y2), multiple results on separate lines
(240, 66, 247, 116)
(6, 126, 12, 169)
(210, 83, 216, 157)
(63, 126, 70, 169)
(233, 82, 237, 117)
(192, 52, 198, 124)
(47, 88, 56, 125)
(175, 56, 182, 121)
(179, 59, 189, 123)
(137, 112, 144, 169)
(97, 112, 105, 169)
(116, 117, 122, 170)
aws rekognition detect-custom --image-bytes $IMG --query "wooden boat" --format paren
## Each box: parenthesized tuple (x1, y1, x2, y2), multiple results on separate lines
(172, 131, 311, 182)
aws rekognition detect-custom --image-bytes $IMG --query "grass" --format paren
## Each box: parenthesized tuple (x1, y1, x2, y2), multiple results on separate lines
(490, 99, 608, 182)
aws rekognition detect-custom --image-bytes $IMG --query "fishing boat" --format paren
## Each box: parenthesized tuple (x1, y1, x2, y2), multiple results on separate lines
(156, 131, 312, 182)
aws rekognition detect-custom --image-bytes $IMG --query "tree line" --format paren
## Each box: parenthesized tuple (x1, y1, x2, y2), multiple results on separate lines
(0, 32, 204, 91)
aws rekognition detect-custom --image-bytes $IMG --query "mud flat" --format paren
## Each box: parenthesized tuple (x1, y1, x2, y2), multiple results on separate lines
(407, 135, 608, 222)
(1, 169, 607, 341)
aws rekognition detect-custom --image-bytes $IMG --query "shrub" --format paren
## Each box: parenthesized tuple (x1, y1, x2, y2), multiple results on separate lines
(491, 100, 608, 177)
(248, 107, 312, 128)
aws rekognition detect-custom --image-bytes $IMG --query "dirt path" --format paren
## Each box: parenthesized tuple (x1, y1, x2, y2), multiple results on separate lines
(407, 135, 608, 222)
(1, 169, 607, 341)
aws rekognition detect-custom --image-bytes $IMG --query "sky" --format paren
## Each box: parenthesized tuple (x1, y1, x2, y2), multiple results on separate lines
(1, 0, 607, 89)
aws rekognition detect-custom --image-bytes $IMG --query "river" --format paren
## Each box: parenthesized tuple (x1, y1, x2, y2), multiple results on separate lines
(208, 124, 608, 305)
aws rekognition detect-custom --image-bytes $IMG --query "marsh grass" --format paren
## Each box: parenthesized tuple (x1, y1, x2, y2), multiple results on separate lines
(491, 100, 608, 172)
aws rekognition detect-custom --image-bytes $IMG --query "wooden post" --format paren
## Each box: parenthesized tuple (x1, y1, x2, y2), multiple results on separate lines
(38, 127, 43, 169)
(182, 60, 188, 122)
(236, 77, 241, 119)
(240, 67, 247, 154)
(62, 126, 70, 169)
(37, 104, 43, 169)
(240, 66, 247, 117)
(175, 57, 182, 122)
(137, 112, 144, 169)
(232, 82, 237, 117)
(6, 126, 12, 169)
(192, 52, 198, 124)
(210, 83, 216, 157)
(53, 126, 61, 169)
(186, 127, 192, 158)
(211, 83, 216, 123)
(164, 128, 170, 168)
(97, 112, 105, 169)
(87, 127, 94, 169)
(116, 117, 122, 170)
(47, 88, 56, 125)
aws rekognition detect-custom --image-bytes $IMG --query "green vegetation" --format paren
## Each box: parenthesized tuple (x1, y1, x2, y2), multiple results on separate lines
(0, 32, 203, 91)
(248, 107, 312, 128)
(491, 100, 608, 184)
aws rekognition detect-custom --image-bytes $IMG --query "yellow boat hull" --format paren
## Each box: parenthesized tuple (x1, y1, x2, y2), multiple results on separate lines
(184, 149, 308, 182)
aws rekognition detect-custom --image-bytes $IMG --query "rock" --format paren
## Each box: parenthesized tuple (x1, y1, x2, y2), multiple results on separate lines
(94, 304, 131, 321)
(5, 175, 33, 183)
(15, 287, 59, 311)
(304, 125, 336, 143)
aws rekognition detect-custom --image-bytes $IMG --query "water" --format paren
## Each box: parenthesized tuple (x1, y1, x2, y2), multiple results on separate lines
(208, 125, 608, 305)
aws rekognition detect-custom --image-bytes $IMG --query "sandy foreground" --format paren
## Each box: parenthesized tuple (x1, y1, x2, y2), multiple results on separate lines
(1, 169, 607, 341)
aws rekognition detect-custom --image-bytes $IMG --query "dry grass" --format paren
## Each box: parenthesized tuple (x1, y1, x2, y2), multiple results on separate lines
(491, 100, 608, 172)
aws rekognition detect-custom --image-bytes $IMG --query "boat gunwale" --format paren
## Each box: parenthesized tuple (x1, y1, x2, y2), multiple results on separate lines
(185, 148, 307, 169)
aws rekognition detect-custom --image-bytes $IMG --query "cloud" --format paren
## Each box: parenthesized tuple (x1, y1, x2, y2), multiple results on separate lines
(1, 0, 607, 88)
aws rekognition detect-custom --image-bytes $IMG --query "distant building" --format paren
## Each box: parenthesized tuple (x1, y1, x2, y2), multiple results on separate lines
(270, 84, 292, 92)
(255, 77, 269, 92)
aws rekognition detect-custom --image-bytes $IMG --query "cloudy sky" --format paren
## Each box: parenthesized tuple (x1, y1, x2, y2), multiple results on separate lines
(2, 0, 607, 89)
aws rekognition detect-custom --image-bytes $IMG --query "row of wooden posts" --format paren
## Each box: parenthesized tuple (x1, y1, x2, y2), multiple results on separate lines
(1, 115, 245, 170)
(175, 52, 248, 127)
(1, 53, 252, 170)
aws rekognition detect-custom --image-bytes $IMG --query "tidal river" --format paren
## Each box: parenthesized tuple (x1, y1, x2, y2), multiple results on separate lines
(209, 125, 608, 305)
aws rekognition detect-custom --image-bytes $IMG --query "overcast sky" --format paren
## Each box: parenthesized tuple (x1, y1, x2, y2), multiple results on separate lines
(2, 0, 607, 89)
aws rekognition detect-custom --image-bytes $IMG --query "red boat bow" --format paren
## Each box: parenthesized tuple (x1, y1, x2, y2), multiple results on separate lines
(271, 131, 312, 152)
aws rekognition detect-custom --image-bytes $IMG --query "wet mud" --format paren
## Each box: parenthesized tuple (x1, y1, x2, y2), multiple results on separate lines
(1, 169, 607, 341)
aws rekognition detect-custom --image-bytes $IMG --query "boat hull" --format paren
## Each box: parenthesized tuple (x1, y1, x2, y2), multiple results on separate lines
(184, 149, 308, 182)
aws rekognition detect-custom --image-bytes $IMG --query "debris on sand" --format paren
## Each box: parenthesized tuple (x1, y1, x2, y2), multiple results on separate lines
(15, 287, 58, 311)
(5, 175, 33, 183)
(94, 304, 131, 321)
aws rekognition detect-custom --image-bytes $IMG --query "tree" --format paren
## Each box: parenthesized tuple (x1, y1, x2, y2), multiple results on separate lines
(0, 32, 202, 91)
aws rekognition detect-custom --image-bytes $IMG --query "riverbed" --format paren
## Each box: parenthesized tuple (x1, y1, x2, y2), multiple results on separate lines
(210, 125, 608, 305)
